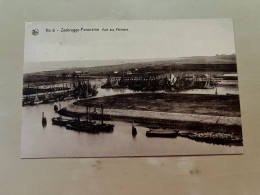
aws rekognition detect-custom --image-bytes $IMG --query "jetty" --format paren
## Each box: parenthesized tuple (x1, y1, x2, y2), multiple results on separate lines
(62, 104, 241, 125)
(57, 104, 242, 136)
(179, 131, 243, 146)
(101, 72, 218, 91)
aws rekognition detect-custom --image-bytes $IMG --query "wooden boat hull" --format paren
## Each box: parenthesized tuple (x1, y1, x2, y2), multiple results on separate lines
(96, 124, 114, 132)
(52, 117, 76, 126)
(66, 124, 99, 133)
(65, 122, 114, 133)
(146, 129, 179, 138)
(187, 133, 243, 145)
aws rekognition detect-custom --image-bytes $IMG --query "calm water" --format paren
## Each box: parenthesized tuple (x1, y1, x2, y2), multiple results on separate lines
(180, 85, 239, 95)
(21, 87, 243, 158)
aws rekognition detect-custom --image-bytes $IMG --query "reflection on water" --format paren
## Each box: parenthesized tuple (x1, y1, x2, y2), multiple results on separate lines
(97, 85, 239, 96)
(180, 85, 239, 95)
(21, 86, 242, 158)
(96, 88, 141, 98)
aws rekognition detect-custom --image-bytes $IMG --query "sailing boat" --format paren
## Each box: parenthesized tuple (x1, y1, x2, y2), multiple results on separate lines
(101, 76, 112, 88)
(34, 86, 43, 105)
(92, 84, 98, 96)
(202, 75, 214, 89)
(85, 82, 89, 98)
(203, 80, 211, 89)
(42, 93, 49, 104)
(34, 93, 42, 105)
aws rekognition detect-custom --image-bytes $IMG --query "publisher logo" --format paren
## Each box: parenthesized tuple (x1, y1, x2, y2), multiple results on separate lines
(32, 29, 39, 36)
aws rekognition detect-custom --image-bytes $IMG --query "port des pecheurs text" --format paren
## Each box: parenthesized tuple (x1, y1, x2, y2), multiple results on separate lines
(46, 28, 129, 33)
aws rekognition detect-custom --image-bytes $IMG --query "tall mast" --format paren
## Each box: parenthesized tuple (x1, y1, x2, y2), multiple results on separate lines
(28, 76, 30, 100)
(86, 105, 89, 122)
(101, 104, 104, 124)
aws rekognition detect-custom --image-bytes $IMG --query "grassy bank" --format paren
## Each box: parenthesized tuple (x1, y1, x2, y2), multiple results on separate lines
(75, 93, 241, 117)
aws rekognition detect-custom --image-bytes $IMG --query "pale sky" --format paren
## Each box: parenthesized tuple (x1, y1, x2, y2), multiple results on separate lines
(24, 19, 236, 73)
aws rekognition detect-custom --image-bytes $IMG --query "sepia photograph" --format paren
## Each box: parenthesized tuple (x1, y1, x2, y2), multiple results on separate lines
(21, 19, 243, 158)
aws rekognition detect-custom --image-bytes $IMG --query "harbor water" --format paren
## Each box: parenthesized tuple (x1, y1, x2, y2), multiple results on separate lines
(21, 87, 243, 158)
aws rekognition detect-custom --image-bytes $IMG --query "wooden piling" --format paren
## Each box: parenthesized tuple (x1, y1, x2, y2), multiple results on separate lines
(101, 104, 104, 124)
(42, 112, 47, 126)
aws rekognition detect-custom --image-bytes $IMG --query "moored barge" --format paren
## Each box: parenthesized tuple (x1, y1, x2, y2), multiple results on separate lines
(146, 129, 179, 138)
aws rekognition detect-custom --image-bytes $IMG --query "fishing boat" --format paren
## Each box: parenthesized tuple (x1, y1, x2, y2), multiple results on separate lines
(146, 129, 179, 138)
(74, 78, 98, 98)
(42, 93, 56, 104)
(30, 93, 42, 105)
(64, 104, 114, 133)
(22, 96, 31, 106)
(66, 121, 100, 133)
(52, 116, 77, 126)
(202, 80, 213, 89)
(93, 123, 114, 132)
(91, 84, 98, 95)
(118, 75, 128, 88)
(66, 121, 114, 133)
(96, 104, 114, 132)
(101, 77, 112, 88)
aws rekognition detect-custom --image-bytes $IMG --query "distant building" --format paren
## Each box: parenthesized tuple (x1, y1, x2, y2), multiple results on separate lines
(223, 74, 238, 80)
(218, 73, 238, 85)
(73, 71, 86, 78)
(74, 71, 83, 75)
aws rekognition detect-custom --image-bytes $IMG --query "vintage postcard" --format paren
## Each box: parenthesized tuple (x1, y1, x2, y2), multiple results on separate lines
(21, 19, 243, 158)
